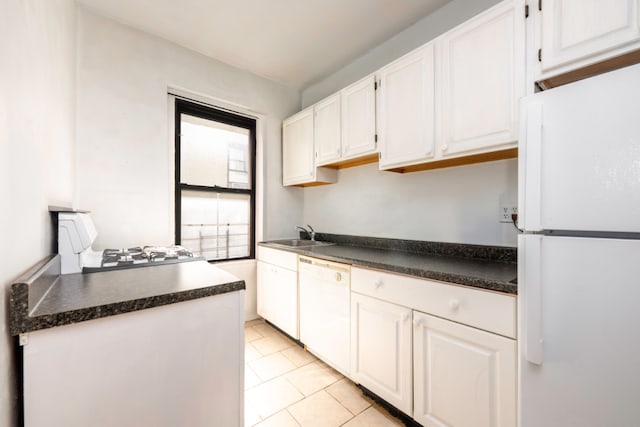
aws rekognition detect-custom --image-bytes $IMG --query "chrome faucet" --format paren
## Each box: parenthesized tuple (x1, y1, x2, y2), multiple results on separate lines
(296, 224, 316, 241)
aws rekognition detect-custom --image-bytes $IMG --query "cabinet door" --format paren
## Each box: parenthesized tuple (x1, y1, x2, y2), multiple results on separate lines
(378, 43, 436, 170)
(314, 93, 342, 166)
(351, 292, 412, 415)
(282, 107, 314, 186)
(341, 74, 377, 160)
(539, 0, 640, 76)
(438, 0, 524, 158)
(257, 261, 298, 339)
(413, 311, 516, 427)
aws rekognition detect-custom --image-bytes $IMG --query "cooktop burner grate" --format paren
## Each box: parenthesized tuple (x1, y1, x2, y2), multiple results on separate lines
(99, 246, 195, 268)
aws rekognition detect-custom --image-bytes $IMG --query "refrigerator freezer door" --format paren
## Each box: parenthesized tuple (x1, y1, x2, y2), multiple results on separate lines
(519, 63, 640, 233)
(518, 234, 640, 427)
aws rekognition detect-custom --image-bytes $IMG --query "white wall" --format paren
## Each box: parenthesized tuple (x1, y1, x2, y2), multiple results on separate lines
(301, 0, 517, 247)
(305, 160, 518, 246)
(75, 8, 302, 249)
(216, 260, 259, 321)
(0, 0, 77, 424)
(75, 8, 303, 327)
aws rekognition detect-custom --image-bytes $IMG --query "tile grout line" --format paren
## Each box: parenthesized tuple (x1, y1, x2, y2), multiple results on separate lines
(245, 321, 402, 427)
(322, 386, 357, 424)
(284, 408, 302, 427)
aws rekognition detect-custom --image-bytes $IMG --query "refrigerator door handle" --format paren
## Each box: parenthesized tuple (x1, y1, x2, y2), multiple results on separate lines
(522, 235, 544, 365)
(519, 101, 543, 231)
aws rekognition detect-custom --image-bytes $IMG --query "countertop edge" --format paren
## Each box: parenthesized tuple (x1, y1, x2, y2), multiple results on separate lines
(9, 256, 246, 336)
(11, 280, 245, 336)
(258, 242, 517, 295)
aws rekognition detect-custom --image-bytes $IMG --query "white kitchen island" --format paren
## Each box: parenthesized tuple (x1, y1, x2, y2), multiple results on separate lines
(10, 255, 245, 427)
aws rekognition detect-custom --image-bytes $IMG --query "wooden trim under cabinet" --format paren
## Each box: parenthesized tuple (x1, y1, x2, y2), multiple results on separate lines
(538, 48, 640, 90)
(322, 153, 379, 170)
(288, 179, 336, 188)
(385, 147, 517, 173)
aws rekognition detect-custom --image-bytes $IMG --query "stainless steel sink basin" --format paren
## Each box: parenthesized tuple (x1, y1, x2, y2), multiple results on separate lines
(267, 239, 335, 248)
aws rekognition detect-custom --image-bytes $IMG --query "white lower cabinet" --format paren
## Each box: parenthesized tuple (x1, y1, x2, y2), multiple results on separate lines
(350, 292, 413, 416)
(413, 311, 517, 427)
(24, 293, 244, 427)
(257, 247, 299, 339)
(349, 266, 517, 426)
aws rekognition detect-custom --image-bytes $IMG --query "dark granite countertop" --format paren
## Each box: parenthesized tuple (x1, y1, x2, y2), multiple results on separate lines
(259, 233, 517, 294)
(9, 255, 245, 335)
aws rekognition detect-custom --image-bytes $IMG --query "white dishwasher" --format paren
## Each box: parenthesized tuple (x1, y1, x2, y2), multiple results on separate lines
(298, 256, 351, 376)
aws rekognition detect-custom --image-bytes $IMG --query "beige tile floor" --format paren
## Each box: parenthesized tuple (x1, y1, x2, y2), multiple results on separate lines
(244, 319, 405, 427)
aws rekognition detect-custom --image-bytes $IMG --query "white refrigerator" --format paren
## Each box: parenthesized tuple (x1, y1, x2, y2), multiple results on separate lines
(518, 63, 640, 426)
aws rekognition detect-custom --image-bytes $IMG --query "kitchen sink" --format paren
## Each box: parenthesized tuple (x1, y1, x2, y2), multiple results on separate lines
(267, 239, 335, 248)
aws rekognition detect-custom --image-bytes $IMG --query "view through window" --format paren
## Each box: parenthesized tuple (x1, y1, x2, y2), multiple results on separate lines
(174, 98, 256, 261)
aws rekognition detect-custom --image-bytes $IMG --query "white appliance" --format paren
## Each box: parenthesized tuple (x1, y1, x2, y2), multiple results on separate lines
(56, 211, 198, 274)
(298, 256, 350, 376)
(518, 63, 640, 426)
(58, 212, 101, 274)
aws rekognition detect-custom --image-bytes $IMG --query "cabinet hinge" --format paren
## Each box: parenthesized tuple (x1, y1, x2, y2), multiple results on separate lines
(525, 4, 529, 18)
(315, 151, 318, 158)
(538, 48, 542, 62)
(375, 134, 378, 143)
(374, 81, 378, 90)
(538, 0, 542, 11)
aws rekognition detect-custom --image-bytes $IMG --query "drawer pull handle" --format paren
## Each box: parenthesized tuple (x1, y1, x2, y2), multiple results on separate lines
(449, 299, 460, 310)
(335, 273, 342, 281)
(402, 313, 410, 323)
(413, 318, 423, 327)
(374, 279, 383, 289)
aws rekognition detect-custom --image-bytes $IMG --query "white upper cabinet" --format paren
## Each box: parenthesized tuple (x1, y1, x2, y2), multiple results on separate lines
(341, 74, 377, 160)
(378, 43, 436, 170)
(314, 93, 342, 166)
(438, 0, 524, 159)
(282, 107, 314, 186)
(537, 0, 640, 86)
(283, 74, 376, 180)
(282, 0, 527, 179)
(283, 107, 337, 187)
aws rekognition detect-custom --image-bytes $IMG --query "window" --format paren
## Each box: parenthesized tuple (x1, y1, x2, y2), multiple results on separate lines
(175, 98, 256, 261)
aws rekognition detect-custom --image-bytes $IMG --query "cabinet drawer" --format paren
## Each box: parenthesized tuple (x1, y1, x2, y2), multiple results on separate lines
(257, 246, 297, 270)
(351, 267, 516, 338)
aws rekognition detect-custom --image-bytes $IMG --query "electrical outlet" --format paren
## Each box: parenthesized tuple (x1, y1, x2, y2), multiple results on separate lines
(499, 205, 518, 223)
